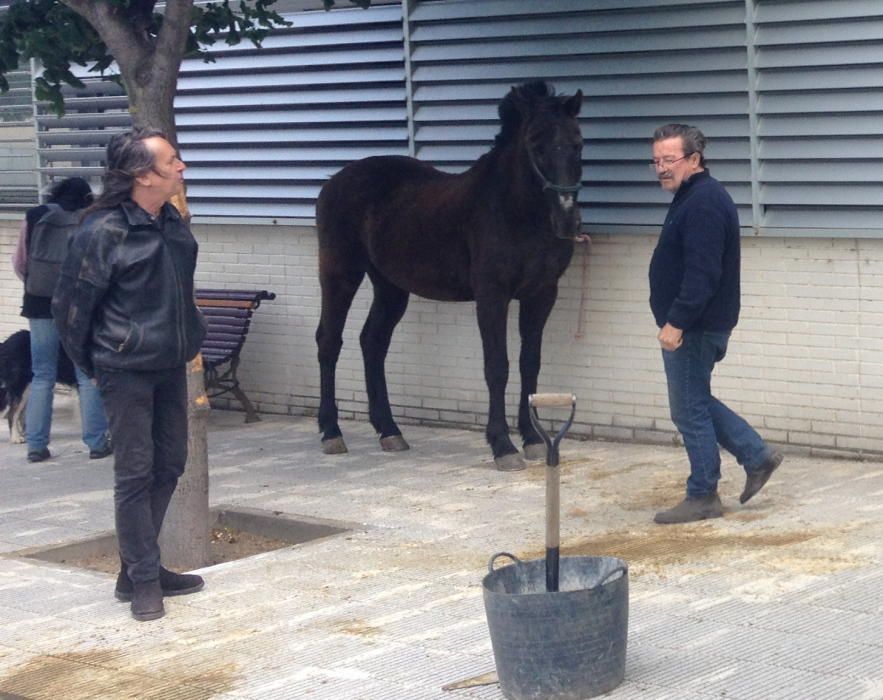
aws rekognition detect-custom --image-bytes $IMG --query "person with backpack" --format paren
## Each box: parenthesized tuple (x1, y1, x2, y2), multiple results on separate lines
(11, 177, 111, 463)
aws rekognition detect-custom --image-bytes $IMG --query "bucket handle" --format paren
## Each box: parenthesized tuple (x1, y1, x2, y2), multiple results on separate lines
(590, 565, 628, 591)
(487, 551, 522, 575)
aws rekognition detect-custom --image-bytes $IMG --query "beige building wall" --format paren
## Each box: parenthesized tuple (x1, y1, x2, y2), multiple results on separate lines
(1, 217, 881, 458)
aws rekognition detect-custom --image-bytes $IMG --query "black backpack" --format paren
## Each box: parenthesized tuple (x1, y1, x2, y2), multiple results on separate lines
(25, 203, 80, 297)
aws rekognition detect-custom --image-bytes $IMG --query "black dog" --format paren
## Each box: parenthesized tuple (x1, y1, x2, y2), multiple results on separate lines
(0, 329, 77, 443)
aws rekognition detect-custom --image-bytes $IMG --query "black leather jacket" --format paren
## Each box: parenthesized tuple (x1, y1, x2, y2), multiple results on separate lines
(53, 200, 206, 376)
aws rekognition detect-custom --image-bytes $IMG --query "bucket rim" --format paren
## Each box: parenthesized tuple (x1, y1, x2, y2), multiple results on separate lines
(481, 554, 628, 596)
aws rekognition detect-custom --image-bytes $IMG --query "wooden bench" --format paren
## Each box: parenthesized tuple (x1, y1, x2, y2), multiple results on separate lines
(195, 289, 276, 423)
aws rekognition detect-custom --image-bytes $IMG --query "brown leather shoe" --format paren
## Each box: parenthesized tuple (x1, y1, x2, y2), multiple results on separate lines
(740, 451, 783, 504)
(654, 493, 723, 524)
(131, 579, 164, 622)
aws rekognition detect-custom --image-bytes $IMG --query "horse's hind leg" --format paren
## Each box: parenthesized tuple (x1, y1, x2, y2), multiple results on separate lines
(316, 248, 365, 454)
(361, 269, 409, 451)
(517, 287, 559, 461)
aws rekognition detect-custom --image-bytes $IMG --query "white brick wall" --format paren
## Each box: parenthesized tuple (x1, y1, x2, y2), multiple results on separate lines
(2, 219, 881, 457)
(0, 220, 26, 338)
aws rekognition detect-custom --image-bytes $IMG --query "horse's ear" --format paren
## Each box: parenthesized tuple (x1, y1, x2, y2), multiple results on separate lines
(499, 87, 521, 124)
(564, 90, 583, 117)
(511, 85, 533, 115)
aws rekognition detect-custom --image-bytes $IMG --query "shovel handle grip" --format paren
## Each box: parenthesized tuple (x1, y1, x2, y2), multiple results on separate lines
(529, 393, 575, 408)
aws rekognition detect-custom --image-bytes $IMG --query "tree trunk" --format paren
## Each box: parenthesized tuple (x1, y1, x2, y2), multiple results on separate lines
(128, 79, 177, 137)
(158, 352, 212, 569)
(157, 190, 211, 570)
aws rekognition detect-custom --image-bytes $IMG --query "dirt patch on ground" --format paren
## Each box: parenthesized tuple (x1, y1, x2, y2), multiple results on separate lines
(65, 526, 291, 575)
(562, 525, 816, 564)
(0, 649, 237, 700)
(524, 523, 869, 578)
(327, 618, 380, 637)
(584, 460, 660, 482)
(600, 469, 686, 512)
(727, 510, 772, 523)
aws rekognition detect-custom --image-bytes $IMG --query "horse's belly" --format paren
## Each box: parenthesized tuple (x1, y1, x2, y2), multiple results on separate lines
(381, 266, 473, 302)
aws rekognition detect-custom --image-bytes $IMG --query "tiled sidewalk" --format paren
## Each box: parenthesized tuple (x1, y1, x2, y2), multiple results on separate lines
(0, 400, 881, 699)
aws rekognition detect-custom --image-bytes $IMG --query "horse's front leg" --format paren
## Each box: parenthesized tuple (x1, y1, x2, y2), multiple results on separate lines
(476, 294, 524, 471)
(517, 286, 559, 461)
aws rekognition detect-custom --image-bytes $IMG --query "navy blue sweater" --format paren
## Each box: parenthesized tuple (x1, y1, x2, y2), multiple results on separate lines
(649, 169, 740, 332)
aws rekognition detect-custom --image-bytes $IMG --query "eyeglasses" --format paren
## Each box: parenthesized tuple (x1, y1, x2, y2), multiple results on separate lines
(649, 154, 692, 171)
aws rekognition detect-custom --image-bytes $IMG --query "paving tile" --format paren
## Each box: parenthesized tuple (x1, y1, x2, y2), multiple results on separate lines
(0, 407, 880, 699)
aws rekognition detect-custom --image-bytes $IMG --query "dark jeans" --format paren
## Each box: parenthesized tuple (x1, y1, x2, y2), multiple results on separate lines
(96, 366, 188, 583)
(662, 331, 773, 499)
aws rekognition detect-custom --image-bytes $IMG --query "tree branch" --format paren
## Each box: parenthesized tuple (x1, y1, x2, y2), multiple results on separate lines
(153, 0, 194, 83)
(62, 0, 149, 79)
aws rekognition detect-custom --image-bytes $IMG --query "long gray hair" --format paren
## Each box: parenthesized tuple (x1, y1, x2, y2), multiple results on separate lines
(85, 127, 166, 214)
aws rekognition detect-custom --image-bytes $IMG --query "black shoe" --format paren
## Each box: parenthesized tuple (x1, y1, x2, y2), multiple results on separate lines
(115, 566, 205, 602)
(131, 579, 164, 621)
(27, 447, 51, 463)
(89, 443, 113, 460)
(654, 493, 723, 524)
(740, 451, 784, 504)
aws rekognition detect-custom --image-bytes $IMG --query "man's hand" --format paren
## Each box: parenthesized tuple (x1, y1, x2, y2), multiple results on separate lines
(657, 323, 683, 351)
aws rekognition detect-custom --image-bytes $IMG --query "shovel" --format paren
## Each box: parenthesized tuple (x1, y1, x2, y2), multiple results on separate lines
(527, 392, 576, 592)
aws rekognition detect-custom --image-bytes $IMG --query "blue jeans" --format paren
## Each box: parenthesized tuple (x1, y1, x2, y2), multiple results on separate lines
(662, 330, 773, 498)
(96, 366, 188, 583)
(26, 318, 109, 452)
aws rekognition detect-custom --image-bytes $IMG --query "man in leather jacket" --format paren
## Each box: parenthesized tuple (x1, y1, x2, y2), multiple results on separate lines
(54, 128, 207, 621)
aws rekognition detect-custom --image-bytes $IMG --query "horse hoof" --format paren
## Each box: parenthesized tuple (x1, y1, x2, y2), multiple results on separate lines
(523, 443, 547, 462)
(380, 435, 410, 452)
(322, 437, 348, 455)
(495, 453, 526, 472)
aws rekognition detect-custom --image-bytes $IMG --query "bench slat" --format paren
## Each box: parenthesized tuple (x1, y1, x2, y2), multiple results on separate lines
(196, 298, 257, 309)
(194, 288, 275, 423)
(201, 308, 251, 319)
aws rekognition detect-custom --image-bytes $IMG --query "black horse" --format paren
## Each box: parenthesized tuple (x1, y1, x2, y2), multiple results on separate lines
(315, 81, 583, 470)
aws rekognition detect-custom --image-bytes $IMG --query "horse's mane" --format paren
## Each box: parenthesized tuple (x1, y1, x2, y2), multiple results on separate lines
(494, 80, 555, 147)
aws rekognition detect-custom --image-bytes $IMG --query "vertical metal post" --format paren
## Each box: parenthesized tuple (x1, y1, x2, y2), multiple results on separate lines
(29, 58, 43, 203)
(401, 0, 417, 158)
(743, 0, 762, 235)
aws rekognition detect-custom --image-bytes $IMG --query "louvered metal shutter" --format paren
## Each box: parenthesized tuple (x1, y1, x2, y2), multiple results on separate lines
(752, 0, 883, 234)
(408, 0, 751, 233)
(177, 3, 408, 219)
(0, 68, 37, 208)
(33, 4, 408, 221)
(11, 0, 883, 235)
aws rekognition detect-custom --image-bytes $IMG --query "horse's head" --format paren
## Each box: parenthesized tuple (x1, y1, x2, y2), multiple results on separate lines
(499, 81, 584, 240)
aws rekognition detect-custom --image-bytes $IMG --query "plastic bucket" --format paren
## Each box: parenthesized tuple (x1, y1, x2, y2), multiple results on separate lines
(482, 553, 628, 700)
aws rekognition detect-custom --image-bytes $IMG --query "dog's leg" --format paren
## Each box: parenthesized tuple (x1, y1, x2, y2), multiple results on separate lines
(10, 385, 28, 444)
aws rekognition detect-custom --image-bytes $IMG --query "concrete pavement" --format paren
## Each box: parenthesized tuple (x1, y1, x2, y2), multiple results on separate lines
(0, 396, 881, 699)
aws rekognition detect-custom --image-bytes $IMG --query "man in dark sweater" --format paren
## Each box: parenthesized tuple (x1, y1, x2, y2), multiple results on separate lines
(648, 123, 782, 524)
